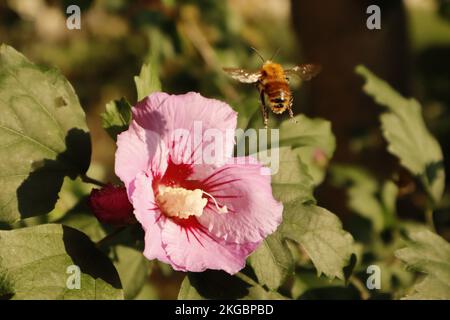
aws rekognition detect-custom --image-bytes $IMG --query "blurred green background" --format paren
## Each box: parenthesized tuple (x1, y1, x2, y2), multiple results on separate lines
(1, 0, 449, 299)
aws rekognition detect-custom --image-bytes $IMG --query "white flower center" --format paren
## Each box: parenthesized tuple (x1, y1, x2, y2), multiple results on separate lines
(156, 186, 227, 219)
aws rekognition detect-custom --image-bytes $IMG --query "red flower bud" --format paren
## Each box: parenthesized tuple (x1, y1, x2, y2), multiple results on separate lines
(88, 184, 135, 226)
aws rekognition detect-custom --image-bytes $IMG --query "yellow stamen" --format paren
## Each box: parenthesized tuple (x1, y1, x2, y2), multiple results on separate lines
(156, 186, 227, 219)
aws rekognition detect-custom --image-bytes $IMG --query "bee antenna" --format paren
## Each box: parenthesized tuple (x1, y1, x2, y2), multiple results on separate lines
(250, 47, 265, 62)
(270, 47, 281, 61)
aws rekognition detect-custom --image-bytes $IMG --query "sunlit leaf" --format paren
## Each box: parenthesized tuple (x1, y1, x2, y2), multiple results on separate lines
(244, 115, 334, 186)
(0, 224, 123, 299)
(356, 65, 445, 205)
(134, 282, 158, 300)
(256, 146, 315, 204)
(134, 62, 162, 101)
(402, 276, 450, 300)
(59, 211, 106, 243)
(279, 115, 334, 151)
(278, 115, 335, 185)
(0, 45, 91, 224)
(110, 245, 150, 300)
(282, 201, 355, 280)
(101, 98, 132, 141)
(248, 231, 294, 290)
(395, 229, 450, 299)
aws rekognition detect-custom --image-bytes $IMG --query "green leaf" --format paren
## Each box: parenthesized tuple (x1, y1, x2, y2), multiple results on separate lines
(134, 282, 158, 300)
(330, 165, 398, 232)
(279, 115, 335, 151)
(402, 276, 450, 300)
(381, 181, 398, 228)
(59, 211, 106, 242)
(60, 212, 149, 300)
(279, 115, 335, 185)
(374, 261, 414, 295)
(177, 270, 287, 300)
(0, 45, 91, 224)
(282, 201, 355, 280)
(59, 211, 149, 300)
(248, 230, 294, 290)
(0, 224, 123, 299)
(395, 229, 450, 299)
(356, 65, 445, 205)
(257, 146, 315, 204)
(101, 98, 132, 141)
(134, 62, 162, 101)
(110, 245, 150, 300)
(331, 165, 384, 232)
(291, 269, 347, 299)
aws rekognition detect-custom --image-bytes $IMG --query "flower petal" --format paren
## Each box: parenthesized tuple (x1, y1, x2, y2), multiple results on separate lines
(130, 172, 170, 264)
(143, 221, 171, 264)
(197, 157, 283, 244)
(115, 121, 168, 195)
(130, 171, 157, 225)
(161, 218, 258, 274)
(132, 92, 237, 166)
(132, 92, 170, 137)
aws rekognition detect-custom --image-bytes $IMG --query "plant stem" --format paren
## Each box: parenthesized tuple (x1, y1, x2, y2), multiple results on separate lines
(425, 207, 436, 232)
(235, 271, 260, 287)
(349, 276, 370, 300)
(96, 226, 127, 248)
(81, 174, 107, 187)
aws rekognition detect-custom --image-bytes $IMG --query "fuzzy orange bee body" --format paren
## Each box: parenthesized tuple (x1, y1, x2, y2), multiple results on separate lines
(258, 61, 292, 115)
(224, 56, 321, 127)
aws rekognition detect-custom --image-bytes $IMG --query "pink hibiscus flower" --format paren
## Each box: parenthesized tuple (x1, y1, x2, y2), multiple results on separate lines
(115, 92, 282, 274)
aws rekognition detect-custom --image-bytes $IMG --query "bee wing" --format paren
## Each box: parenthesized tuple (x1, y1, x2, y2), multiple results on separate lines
(223, 68, 261, 84)
(285, 64, 322, 81)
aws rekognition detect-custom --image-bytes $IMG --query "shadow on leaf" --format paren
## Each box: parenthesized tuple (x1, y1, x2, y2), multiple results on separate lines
(425, 160, 444, 186)
(186, 270, 250, 299)
(16, 128, 91, 219)
(62, 225, 122, 290)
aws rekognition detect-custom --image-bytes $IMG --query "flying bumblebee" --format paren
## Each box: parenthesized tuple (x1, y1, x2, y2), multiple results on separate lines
(223, 49, 321, 127)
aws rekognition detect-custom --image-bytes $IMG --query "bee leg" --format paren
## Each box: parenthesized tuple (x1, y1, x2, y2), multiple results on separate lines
(259, 90, 269, 128)
(288, 97, 298, 123)
(288, 107, 295, 118)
